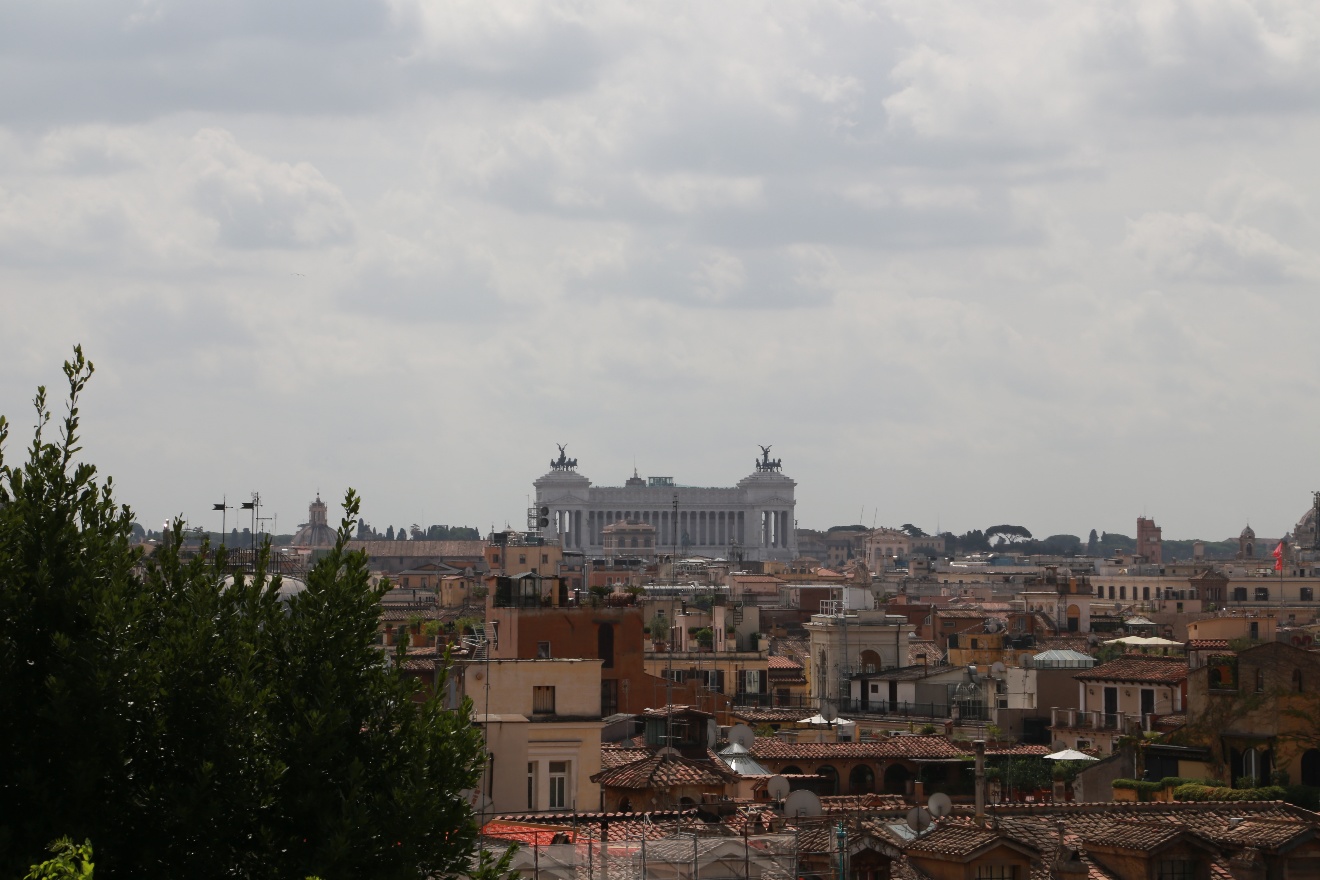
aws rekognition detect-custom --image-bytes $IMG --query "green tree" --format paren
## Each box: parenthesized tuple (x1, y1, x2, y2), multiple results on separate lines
(0, 348, 492, 880)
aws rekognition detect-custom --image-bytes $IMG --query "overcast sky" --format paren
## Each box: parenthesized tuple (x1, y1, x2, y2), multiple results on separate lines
(3, 0, 1319, 543)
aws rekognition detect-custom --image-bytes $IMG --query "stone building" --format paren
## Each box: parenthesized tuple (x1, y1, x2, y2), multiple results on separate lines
(532, 446, 799, 562)
(290, 495, 336, 547)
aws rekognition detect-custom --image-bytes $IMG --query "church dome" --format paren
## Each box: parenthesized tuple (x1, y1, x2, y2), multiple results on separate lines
(291, 495, 336, 547)
(1240, 524, 1255, 540)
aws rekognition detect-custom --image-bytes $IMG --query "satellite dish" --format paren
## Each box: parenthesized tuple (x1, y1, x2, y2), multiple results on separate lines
(1051, 740, 1068, 753)
(819, 702, 839, 723)
(767, 775, 791, 800)
(783, 790, 822, 818)
(991, 661, 1007, 679)
(927, 793, 952, 818)
(728, 723, 756, 749)
(906, 807, 932, 834)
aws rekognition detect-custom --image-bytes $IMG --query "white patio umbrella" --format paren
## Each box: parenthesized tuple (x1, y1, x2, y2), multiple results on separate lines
(1044, 748, 1098, 762)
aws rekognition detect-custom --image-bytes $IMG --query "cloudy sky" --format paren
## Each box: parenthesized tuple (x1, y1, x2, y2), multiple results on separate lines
(3, 0, 1319, 543)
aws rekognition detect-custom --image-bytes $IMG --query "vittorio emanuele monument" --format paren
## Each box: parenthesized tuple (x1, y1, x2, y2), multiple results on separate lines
(532, 446, 799, 562)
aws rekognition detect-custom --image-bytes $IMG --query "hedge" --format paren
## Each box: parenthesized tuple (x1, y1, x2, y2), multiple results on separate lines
(1112, 777, 1201, 795)
(1174, 783, 1288, 802)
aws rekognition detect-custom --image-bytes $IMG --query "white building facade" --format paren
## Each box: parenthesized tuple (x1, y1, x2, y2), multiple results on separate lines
(533, 447, 799, 562)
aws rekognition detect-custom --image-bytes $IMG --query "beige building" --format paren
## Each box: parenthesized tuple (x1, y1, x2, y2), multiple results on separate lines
(805, 593, 916, 705)
(1051, 655, 1186, 755)
(601, 519, 657, 561)
(864, 528, 912, 571)
(457, 659, 604, 814)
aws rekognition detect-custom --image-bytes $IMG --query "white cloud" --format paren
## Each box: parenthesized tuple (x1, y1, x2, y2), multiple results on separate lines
(187, 129, 355, 249)
(5, 0, 1320, 543)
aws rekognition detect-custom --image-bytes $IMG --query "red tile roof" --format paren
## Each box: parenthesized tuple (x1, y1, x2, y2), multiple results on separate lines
(751, 735, 967, 761)
(601, 746, 651, 769)
(769, 655, 803, 670)
(904, 824, 1016, 857)
(1074, 655, 1188, 685)
(591, 755, 739, 789)
(481, 821, 575, 845)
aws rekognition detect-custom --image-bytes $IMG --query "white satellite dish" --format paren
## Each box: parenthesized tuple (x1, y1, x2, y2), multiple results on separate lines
(927, 793, 952, 818)
(783, 789, 822, 818)
(728, 723, 756, 749)
(819, 702, 839, 723)
(906, 807, 932, 834)
(767, 775, 791, 800)
(991, 661, 1007, 679)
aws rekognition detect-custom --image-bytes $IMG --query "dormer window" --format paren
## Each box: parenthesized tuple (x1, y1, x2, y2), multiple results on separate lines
(975, 866, 1017, 880)
(1156, 860, 1196, 880)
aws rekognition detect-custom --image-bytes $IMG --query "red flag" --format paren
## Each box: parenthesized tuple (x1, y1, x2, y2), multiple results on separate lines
(1273, 541, 1285, 571)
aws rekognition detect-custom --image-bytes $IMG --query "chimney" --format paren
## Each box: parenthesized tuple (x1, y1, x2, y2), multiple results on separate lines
(914, 779, 925, 806)
(974, 739, 986, 826)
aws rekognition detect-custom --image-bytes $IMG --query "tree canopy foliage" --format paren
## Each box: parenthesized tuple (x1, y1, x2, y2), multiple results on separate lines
(0, 349, 491, 880)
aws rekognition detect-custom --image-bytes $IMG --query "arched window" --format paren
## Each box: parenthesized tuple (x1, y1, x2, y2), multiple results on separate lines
(883, 763, 911, 795)
(816, 765, 839, 795)
(781, 765, 803, 775)
(860, 649, 882, 674)
(848, 765, 875, 794)
(1302, 750, 1320, 787)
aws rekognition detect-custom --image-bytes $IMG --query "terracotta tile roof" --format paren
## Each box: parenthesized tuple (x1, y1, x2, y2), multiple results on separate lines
(1074, 655, 1188, 685)
(1187, 639, 1231, 650)
(769, 655, 803, 670)
(985, 744, 1050, 757)
(819, 793, 908, 813)
(904, 824, 1013, 856)
(908, 640, 946, 665)
(1081, 819, 1196, 850)
(481, 821, 575, 845)
(751, 735, 967, 761)
(732, 707, 815, 723)
(350, 539, 486, 557)
(601, 746, 651, 769)
(1036, 637, 1092, 654)
(590, 755, 739, 789)
(946, 801, 1316, 852)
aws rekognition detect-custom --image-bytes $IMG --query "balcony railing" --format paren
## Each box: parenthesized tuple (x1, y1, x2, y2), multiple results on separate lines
(1050, 708, 1136, 731)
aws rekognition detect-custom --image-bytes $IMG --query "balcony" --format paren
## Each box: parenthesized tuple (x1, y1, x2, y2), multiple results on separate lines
(1050, 707, 1137, 732)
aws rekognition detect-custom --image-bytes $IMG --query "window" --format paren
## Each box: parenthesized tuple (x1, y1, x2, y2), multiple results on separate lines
(1233, 587, 1248, 601)
(975, 866, 1017, 880)
(542, 554, 549, 563)
(1255, 669, 1266, 692)
(537, 641, 552, 659)
(1156, 861, 1196, 880)
(527, 762, 537, 809)
(549, 761, 568, 809)
(1294, 669, 1303, 693)
(533, 686, 556, 714)
(519, 555, 527, 565)
(601, 679, 618, 716)
(1255, 588, 1269, 602)
(1120, 587, 1126, 599)
(1143, 587, 1150, 600)
(1302, 587, 1314, 602)
(1250, 622, 1259, 640)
